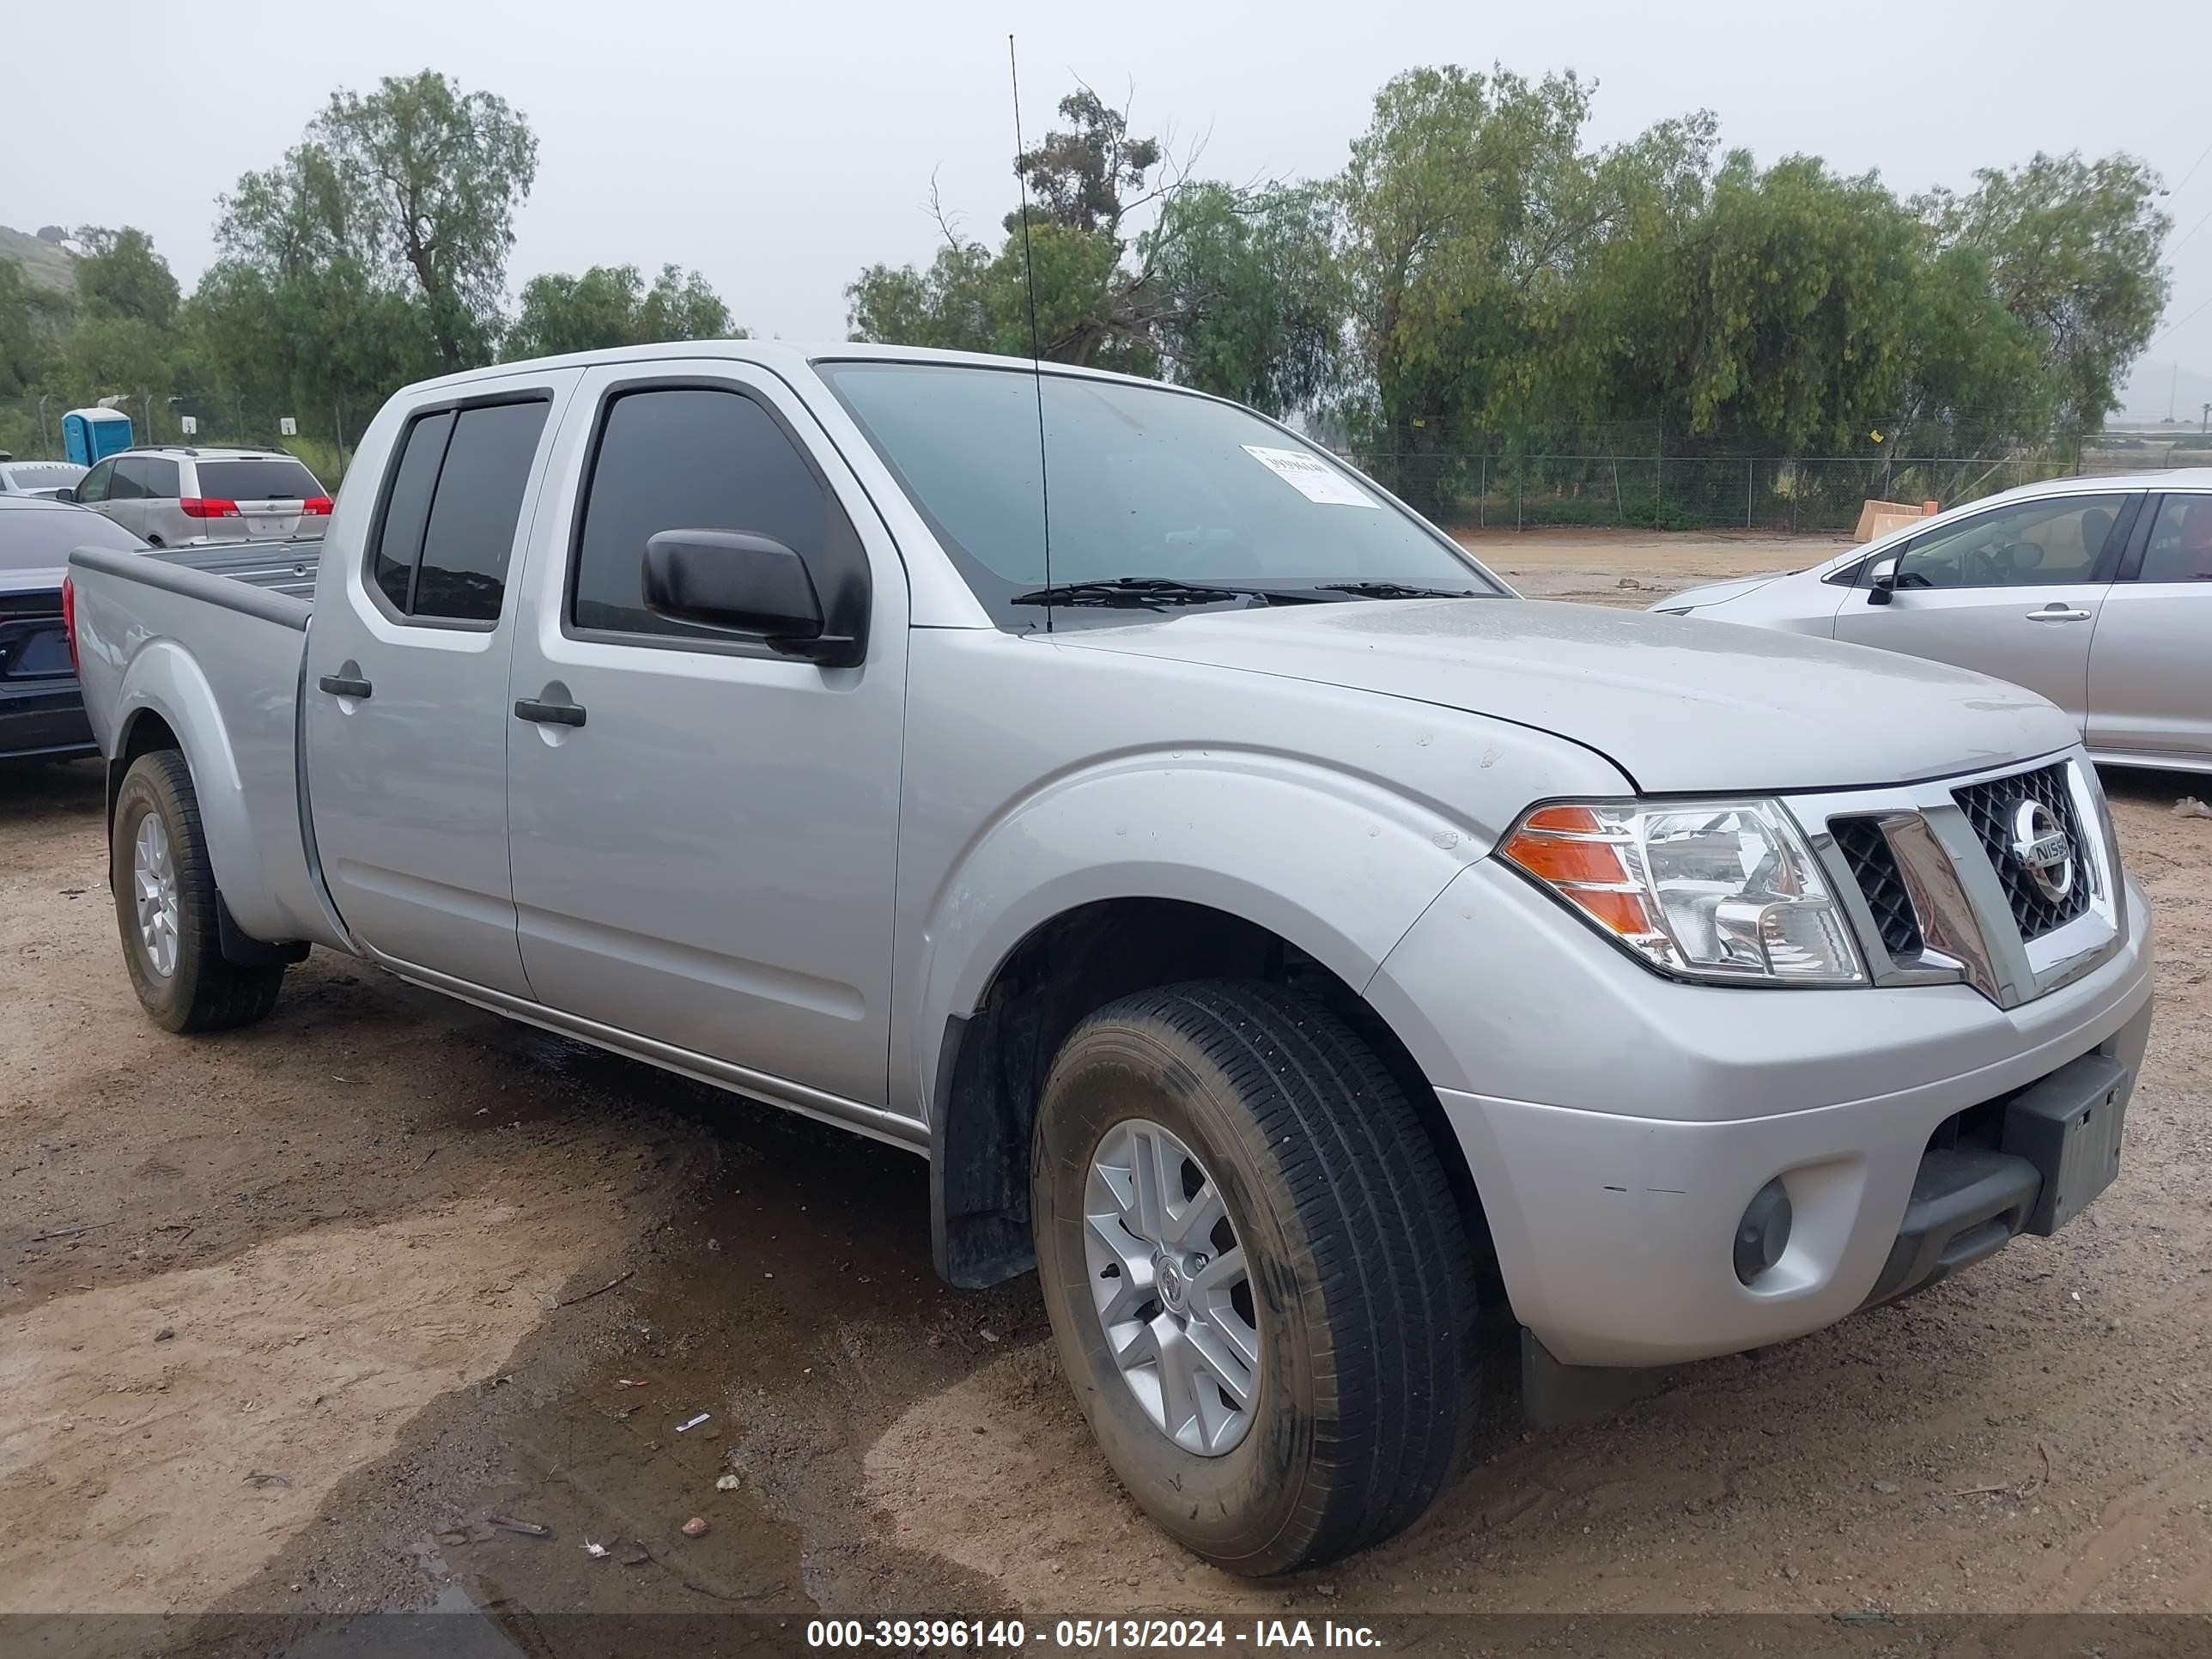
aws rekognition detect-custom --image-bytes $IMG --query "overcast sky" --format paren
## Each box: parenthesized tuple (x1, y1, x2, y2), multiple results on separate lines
(13, 0, 2212, 416)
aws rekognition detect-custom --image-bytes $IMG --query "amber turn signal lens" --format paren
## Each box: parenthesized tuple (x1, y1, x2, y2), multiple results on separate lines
(1500, 817, 1661, 940)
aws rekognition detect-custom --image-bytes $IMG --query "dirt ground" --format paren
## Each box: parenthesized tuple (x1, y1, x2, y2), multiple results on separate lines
(3, 532, 2208, 1648)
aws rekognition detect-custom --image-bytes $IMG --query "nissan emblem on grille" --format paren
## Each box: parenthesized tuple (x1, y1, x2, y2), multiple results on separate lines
(2009, 799, 2075, 905)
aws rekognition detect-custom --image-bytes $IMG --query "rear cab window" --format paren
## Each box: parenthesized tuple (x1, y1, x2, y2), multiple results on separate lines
(365, 400, 550, 625)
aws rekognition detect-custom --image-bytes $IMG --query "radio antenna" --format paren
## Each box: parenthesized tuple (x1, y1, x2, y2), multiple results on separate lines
(1009, 33, 1053, 632)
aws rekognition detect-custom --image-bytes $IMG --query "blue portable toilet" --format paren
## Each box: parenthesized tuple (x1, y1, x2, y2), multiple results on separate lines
(62, 408, 134, 467)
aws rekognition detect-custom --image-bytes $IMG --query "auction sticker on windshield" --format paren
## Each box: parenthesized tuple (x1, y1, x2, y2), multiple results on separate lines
(1241, 445, 1379, 507)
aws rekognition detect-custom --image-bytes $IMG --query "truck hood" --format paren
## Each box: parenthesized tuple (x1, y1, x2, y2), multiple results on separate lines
(1054, 599, 2080, 794)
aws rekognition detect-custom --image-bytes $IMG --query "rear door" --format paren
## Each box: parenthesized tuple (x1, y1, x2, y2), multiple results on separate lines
(2086, 492, 2212, 764)
(102, 457, 150, 540)
(305, 372, 580, 995)
(136, 455, 184, 545)
(194, 456, 330, 543)
(1832, 490, 2135, 727)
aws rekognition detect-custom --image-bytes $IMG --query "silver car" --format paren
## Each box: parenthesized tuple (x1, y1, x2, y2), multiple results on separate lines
(0, 459, 87, 499)
(65, 447, 331, 547)
(1657, 470, 2212, 775)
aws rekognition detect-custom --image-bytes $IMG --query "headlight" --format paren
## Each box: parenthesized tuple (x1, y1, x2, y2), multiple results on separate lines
(1500, 799, 1866, 986)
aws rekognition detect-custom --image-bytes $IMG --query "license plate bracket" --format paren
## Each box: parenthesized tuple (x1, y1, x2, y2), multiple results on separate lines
(2002, 1050, 2132, 1235)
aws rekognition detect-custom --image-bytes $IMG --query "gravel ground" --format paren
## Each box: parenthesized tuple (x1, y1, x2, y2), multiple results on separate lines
(3, 533, 2206, 1644)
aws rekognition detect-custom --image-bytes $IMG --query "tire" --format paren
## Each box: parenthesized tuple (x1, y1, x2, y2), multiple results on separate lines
(1030, 981, 1478, 1576)
(110, 750, 286, 1034)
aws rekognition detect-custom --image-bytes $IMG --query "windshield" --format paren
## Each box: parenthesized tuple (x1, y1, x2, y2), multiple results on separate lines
(817, 361, 1500, 625)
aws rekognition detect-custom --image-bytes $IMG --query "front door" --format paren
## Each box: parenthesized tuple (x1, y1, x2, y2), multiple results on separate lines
(2087, 492, 2212, 763)
(503, 362, 908, 1106)
(305, 371, 579, 995)
(1832, 490, 2136, 729)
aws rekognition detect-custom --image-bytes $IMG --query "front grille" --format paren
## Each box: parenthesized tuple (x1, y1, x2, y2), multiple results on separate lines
(1952, 762, 2092, 942)
(1832, 817, 1924, 958)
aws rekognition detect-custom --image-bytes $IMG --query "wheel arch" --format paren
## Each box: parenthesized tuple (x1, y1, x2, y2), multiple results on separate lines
(927, 895, 1496, 1297)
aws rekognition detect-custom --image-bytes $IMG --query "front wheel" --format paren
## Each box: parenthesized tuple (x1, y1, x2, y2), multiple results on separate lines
(1031, 981, 1478, 1575)
(110, 750, 286, 1033)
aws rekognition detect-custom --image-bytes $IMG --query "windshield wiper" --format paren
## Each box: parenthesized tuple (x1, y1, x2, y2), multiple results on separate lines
(1013, 578, 1283, 609)
(1314, 580, 1486, 600)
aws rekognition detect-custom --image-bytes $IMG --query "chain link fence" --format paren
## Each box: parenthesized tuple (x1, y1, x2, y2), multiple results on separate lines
(1355, 447, 2204, 535)
(0, 392, 371, 489)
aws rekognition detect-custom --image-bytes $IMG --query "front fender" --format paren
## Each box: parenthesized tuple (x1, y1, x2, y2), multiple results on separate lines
(910, 750, 1489, 1121)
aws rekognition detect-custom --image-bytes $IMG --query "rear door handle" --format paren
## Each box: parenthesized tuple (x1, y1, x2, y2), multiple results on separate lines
(514, 697, 586, 728)
(2026, 605, 2091, 623)
(318, 673, 373, 698)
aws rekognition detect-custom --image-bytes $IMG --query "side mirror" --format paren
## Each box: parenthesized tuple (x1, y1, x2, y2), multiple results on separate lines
(642, 529, 862, 666)
(53, 486, 76, 503)
(1866, 555, 1899, 606)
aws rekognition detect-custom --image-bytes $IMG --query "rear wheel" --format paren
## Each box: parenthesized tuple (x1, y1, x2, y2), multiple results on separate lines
(110, 750, 286, 1033)
(1031, 981, 1478, 1575)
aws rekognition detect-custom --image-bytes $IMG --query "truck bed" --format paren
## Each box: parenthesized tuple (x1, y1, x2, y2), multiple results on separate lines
(149, 538, 326, 605)
(66, 536, 345, 953)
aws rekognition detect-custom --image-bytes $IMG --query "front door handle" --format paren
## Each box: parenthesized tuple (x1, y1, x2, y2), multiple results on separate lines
(318, 673, 372, 698)
(514, 697, 586, 728)
(2026, 605, 2092, 623)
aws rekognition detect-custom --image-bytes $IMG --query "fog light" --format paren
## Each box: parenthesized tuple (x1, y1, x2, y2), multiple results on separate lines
(1735, 1178, 1793, 1284)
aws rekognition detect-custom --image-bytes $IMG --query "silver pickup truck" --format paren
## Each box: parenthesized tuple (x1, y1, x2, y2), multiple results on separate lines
(65, 343, 2154, 1575)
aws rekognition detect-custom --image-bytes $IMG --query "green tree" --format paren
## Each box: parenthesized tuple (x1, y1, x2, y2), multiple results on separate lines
(71, 227, 181, 329)
(636, 265, 736, 343)
(1920, 153, 2171, 436)
(851, 86, 1333, 391)
(1015, 85, 1164, 235)
(1337, 64, 1712, 509)
(319, 70, 538, 371)
(1143, 180, 1344, 415)
(1649, 152, 1923, 453)
(846, 236, 998, 354)
(223, 71, 536, 374)
(0, 258, 69, 398)
(504, 263, 739, 359)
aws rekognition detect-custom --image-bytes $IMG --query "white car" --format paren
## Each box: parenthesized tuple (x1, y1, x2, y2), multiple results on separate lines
(0, 459, 88, 500)
(1656, 470, 2212, 775)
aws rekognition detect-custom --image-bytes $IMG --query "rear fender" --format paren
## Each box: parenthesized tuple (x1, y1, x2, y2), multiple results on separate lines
(106, 641, 324, 946)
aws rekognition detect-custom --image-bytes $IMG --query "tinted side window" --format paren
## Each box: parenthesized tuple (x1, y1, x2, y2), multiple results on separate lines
(143, 457, 180, 499)
(411, 402, 550, 622)
(109, 459, 147, 501)
(76, 461, 114, 504)
(2136, 495, 2212, 583)
(370, 410, 455, 612)
(572, 386, 849, 640)
(1894, 495, 2124, 591)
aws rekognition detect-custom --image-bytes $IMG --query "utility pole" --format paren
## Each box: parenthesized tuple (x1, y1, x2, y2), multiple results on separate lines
(2202, 401, 2209, 436)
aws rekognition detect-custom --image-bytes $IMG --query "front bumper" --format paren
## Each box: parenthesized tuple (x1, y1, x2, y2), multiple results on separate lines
(1370, 859, 2154, 1368)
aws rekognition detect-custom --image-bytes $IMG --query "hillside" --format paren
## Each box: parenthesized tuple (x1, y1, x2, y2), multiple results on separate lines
(0, 224, 77, 294)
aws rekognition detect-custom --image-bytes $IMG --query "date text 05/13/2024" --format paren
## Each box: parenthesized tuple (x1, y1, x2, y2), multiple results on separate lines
(804, 1618, 1386, 1650)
